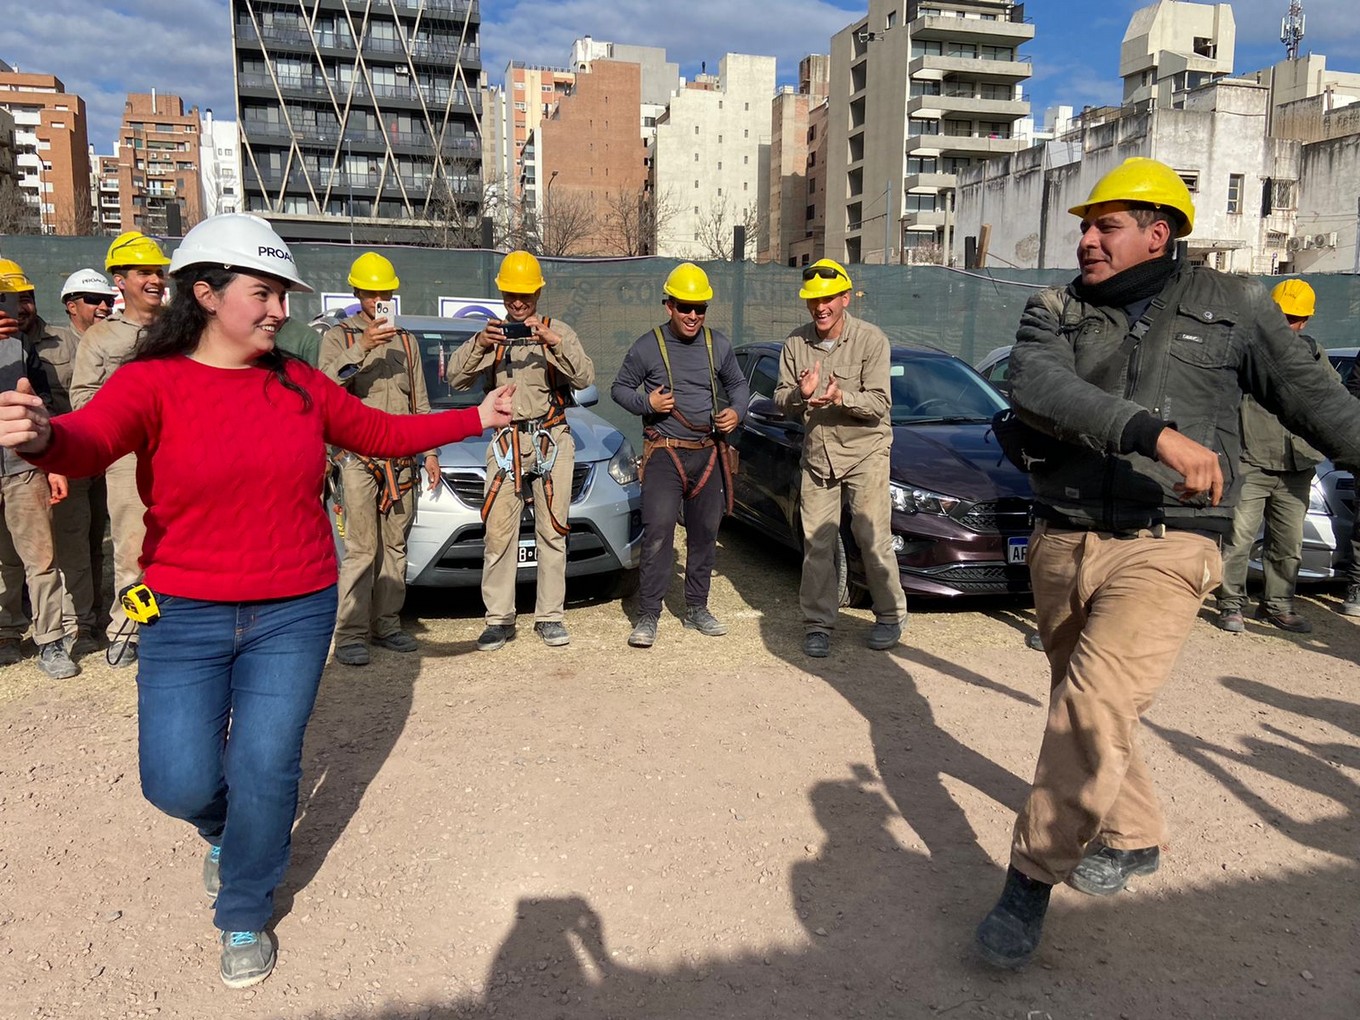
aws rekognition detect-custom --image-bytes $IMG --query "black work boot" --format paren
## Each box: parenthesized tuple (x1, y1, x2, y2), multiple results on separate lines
(1066, 844, 1160, 897)
(975, 866, 1053, 970)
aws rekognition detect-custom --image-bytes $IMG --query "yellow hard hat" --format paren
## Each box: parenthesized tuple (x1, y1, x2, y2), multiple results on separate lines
(105, 231, 171, 271)
(662, 262, 714, 303)
(1068, 157, 1195, 237)
(347, 251, 400, 292)
(1270, 278, 1315, 318)
(0, 258, 34, 293)
(495, 250, 545, 293)
(798, 258, 852, 300)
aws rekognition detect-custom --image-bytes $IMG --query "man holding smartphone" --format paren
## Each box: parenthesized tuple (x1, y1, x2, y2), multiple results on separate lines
(319, 251, 437, 667)
(447, 250, 595, 651)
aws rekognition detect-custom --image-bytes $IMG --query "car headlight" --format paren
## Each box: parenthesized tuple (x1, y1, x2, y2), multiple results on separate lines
(891, 482, 961, 517)
(608, 439, 639, 486)
(1308, 476, 1332, 516)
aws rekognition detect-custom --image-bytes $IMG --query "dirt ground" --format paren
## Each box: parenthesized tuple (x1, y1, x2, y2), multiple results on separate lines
(1, 524, 1357, 1020)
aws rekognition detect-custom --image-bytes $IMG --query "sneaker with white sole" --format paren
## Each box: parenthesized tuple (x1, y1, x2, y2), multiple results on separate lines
(220, 930, 275, 989)
(203, 844, 221, 899)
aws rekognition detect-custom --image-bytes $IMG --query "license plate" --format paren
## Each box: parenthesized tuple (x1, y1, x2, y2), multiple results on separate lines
(1007, 537, 1028, 565)
(516, 541, 537, 567)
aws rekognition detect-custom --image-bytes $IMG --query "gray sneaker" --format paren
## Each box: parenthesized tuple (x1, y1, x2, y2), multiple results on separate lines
(803, 631, 830, 658)
(37, 640, 79, 679)
(476, 624, 516, 652)
(867, 620, 902, 651)
(534, 621, 570, 647)
(1343, 583, 1360, 617)
(107, 640, 138, 668)
(628, 614, 659, 648)
(203, 844, 221, 900)
(219, 930, 275, 989)
(683, 605, 728, 636)
(374, 630, 418, 653)
(334, 643, 370, 666)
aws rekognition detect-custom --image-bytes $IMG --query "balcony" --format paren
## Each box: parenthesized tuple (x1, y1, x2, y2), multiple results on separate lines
(905, 133, 1025, 157)
(907, 95, 1029, 119)
(903, 210, 948, 229)
(909, 55, 1031, 82)
(909, 13, 1035, 45)
(904, 172, 955, 191)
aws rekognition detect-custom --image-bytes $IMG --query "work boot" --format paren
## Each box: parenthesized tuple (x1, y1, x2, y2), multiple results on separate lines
(803, 631, 830, 658)
(627, 614, 659, 648)
(534, 621, 570, 647)
(1255, 605, 1312, 633)
(1214, 608, 1245, 633)
(203, 844, 221, 900)
(477, 624, 516, 652)
(220, 930, 275, 989)
(334, 643, 369, 666)
(975, 865, 1053, 970)
(64, 631, 100, 658)
(0, 638, 20, 666)
(683, 605, 728, 636)
(1066, 844, 1160, 897)
(1341, 582, 1360, 617)
(107, 640, 138, 668)
(374, 631, 418, 653)
(37, 641, 80, 680)
(867, 620, 902, 650)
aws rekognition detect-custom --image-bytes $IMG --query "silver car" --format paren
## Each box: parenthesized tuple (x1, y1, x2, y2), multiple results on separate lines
(326, 315, 643, 591)
(974, 344, 1357, 582)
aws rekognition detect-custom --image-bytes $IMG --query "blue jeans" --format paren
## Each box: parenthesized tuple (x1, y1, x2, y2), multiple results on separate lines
(136, 585, 337, 932)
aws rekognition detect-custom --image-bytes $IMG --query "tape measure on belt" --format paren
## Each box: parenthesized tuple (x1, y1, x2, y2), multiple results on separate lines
(120, 584, 161, 626)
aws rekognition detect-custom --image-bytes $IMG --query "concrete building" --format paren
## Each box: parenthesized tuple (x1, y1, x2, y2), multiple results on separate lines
(0, 109, 20, 229)
(0, 63, 93, 234)
(570, 36, 680, 141)
(1274, 92, 1360, 273)
(536, 61, 650, 256)
(825, 0, 1033, 266)
(953, 77, 1298, 274)
(1246, 53, 1360, 136)
(232, 0, 483, 243)
(764, 55, 830, 266)
(486, 61, 576, 220)
(117, 92, 203, 237)
(200, 110, 242, 218)
(652, 53, 776, 260)
(90, 149, 122, 235)
(1120, 1, 1235, 109)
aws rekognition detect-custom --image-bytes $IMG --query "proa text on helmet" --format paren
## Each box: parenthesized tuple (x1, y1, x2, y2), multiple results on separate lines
(258, 246, 295, 262)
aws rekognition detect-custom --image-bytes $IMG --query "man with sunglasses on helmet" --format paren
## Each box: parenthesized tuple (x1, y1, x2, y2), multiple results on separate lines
(612, 262, 748, 648)
(774, 258, 907, 660)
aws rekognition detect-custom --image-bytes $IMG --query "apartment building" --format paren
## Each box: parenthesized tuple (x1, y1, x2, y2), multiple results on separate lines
(0, 64, 92, 234)
(651, 53, 776, 260)
(1120, 1, 1235, 108)
(765, 54, 830, 266)
(825, 0, 1033, 265)
(232, 0, 483, 243)
(117, 92, 203, 236)
(90, 150, 122, 235)
(201, 110, 243, 218)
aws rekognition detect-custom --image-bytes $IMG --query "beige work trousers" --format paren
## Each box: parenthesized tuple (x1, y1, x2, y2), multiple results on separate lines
(0, 470, 66, 646)
(334, 460, 416, 647)
(103, 455, 147, 645)
(798, 448, 907, 632)
(1011, 522, 1221, 885)
(53, 476, 100, 635)
(482, 427, 574, 625)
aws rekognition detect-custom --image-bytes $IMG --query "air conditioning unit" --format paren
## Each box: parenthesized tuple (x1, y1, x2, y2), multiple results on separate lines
(1326, 231, 1339, 247)
(1314, 233, 1331, 249)
(1286, 236, 1303, 252)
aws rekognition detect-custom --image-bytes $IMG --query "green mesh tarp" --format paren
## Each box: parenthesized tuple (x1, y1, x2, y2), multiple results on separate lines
(5, 235, 1358, 441)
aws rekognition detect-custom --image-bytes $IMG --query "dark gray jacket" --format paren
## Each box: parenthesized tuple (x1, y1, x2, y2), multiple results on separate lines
(1010, 262, 1360, 533)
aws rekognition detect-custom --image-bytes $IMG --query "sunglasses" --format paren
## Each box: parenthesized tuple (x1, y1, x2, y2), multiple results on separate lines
(801, 265, 847, 282)
(76, 294, 116, 307)
(672, 302, 708, 315)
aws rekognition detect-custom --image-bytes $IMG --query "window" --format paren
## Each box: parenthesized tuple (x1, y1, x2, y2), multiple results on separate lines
(886, 10, 898, 28)
(808, 152, 816, 167)
(695, 152, 700, 162)
(1227, 173, 1244, 214)
(744, 102, 749, 111)
(806, 205, 815, 220)
(749, 356, 779, 398)
(909, 118, 941, 136)
(1176, 170, 1199, 193)
(912, 40, 943, 58)
(908, 156, 938, 174)
(980, 44, 1013, 61)
(905, 193, 938, 212)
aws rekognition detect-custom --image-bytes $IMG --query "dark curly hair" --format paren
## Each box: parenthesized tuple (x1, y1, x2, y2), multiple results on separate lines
(134, 264, 311, 409)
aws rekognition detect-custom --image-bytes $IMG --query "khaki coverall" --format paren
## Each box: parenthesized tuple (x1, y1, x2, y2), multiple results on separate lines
(71, 314, 146, 645)
(320, 314, 433, 647)
(35, 320, 106, 638)
(446, 323, 594, 626)
(774, 314, 907, 633)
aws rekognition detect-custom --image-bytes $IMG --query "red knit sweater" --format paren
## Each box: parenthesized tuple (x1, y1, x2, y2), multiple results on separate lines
(28, 356, 487, 601)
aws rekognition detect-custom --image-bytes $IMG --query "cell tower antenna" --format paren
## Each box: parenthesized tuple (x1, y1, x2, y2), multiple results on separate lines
(1281, 1, 1305, 61)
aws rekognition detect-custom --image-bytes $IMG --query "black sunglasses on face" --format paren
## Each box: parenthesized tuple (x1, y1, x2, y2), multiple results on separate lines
(76, 294, 115, 306)
(673, 302, 708, 315)
(801, 265, 847, 282)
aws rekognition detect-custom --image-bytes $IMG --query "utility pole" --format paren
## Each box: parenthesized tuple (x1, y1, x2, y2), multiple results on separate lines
(884, 178, 892, 265)
(1281, 2, 1305, 61)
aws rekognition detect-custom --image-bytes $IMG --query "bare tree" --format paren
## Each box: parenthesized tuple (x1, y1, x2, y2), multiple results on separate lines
(535, 186, 597, 257)
(599, 184, 680, 257)
(420, 158, 486, 249)
(0, 178, 39, 235)
(695, 198, 761, 260)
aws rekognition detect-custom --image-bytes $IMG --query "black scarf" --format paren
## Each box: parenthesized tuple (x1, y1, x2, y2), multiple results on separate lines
(1072, 250, 1177, 308)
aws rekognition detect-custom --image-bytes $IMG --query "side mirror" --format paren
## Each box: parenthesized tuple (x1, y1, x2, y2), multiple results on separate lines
(573, 384, 599, 407)
(748, 396, 785, 422)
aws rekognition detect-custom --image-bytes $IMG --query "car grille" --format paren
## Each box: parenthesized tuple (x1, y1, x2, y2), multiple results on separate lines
(442, 464, 594, 508)
(908, 563, 1031, 594)
(959, 498, 1032, 534)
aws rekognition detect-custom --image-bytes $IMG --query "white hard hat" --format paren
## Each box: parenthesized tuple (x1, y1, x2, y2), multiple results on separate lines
(168, 213, 313, 293)
(60, 268, 118, 300)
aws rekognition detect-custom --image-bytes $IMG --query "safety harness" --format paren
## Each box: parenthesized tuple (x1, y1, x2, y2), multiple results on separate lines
(642, 326, 737, 515)
(479, 321, 573, 537)
(335, 322, 423, 513)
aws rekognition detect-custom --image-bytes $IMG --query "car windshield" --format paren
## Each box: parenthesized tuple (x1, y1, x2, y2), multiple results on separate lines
(412, 328, 483, 409)
(890, 351, 1008, 425)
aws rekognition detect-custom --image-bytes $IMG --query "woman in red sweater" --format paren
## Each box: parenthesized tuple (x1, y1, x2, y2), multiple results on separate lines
(0, 214, 513, 989)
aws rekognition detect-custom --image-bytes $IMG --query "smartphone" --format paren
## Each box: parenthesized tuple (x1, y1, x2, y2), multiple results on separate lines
(374, 299, 395, 324)
(501, 320, 533, 341)
(0, 290, 19, 322)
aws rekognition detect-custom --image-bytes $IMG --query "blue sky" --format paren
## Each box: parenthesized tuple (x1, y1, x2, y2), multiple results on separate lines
(6, 1, 1358, 151)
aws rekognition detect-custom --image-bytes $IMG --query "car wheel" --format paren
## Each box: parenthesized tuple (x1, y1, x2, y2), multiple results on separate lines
(835, 531, 870, 608)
